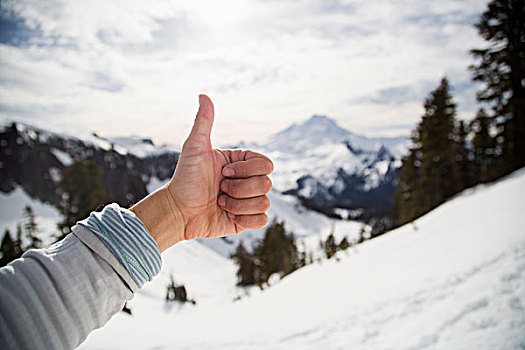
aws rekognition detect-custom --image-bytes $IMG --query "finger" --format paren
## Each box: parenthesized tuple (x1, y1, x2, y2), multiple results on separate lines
(187, 94, 214, 145)
(222, 155, 274, 178)
(221, 176, 272, 199)
(218, 194, 270, 215)
(231, 213, 269, 230)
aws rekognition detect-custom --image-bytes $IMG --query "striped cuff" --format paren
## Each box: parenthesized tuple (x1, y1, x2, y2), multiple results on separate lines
(76, 203, 162, 288)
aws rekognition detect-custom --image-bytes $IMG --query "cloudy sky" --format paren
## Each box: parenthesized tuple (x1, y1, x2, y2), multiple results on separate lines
(0, 0, 487, 148)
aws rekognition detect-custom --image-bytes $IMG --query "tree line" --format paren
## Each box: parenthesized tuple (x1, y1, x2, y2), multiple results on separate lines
(393, 0, 524, 226)
(231, 220, 366, 289)
(1, 206, 42, 266)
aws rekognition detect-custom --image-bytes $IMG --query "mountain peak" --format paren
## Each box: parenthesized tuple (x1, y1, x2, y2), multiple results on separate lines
(303, 115, 342, 130)
(306, 114, 334, 123)
(263, 115, 351, 153)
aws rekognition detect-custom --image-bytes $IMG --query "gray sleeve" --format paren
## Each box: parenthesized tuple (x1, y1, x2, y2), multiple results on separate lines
(0, 233, 134, 350)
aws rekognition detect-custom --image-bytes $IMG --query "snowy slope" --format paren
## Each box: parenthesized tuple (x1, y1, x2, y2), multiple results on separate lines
(0, 187, 61, 247)
(80, 168, 525, 350)
(144, 177, 363, 258)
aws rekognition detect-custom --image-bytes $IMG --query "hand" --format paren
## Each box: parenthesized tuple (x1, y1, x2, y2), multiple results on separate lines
(131, 95, 273, 252)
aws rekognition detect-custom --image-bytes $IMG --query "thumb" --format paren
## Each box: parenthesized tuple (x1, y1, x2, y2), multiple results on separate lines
(187, 94, 214, 146)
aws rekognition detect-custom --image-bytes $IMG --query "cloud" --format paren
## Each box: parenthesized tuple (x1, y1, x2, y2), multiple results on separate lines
(0, 0, 488, 147)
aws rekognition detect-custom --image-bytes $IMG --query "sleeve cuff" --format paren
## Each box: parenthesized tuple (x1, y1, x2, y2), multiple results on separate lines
(73, 203, 162, 290)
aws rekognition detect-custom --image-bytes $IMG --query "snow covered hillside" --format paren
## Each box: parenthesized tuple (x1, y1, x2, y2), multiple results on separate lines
(80, 168, 525, 350)
(197, 189, 363, 257)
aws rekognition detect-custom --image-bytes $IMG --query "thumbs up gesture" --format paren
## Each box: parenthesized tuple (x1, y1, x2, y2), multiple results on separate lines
(131, 95, 273, 252)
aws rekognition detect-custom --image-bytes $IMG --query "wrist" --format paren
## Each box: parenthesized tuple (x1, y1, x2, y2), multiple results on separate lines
(130, 185, 185, 252)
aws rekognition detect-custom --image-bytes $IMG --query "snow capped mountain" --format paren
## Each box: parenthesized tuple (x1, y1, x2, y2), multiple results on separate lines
(264, 115, 407, 157)
(250, 115, 410, 220)
(79, 168, 525, 350)
(0, 121, 178, 210)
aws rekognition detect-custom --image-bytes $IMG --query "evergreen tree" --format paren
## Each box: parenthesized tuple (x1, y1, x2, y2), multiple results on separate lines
(231, 241, 257, 287)
(253, 220, 300, 285)
(321, 233, 338, 259)
(393, 138, 422, 225)
(370, 217, 394, 238)
(15, 223, 24, 255)
(455, 120, 473, 190)
(471, 109, 498, 183)
(24, 205, 41, 249)
(1, 230, 18, 267)
(418, 77, 460, 205)
(339, 236, 350, 251)
(231, 221, 303, 288)
(357, 223, 368, 243)
(470, 0, 525, 174)
(165, 274, 196, 304)
(394, 78, 467, 225)
(57, 159, 110, 238)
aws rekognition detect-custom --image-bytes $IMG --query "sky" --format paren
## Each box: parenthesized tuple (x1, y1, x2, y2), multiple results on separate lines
(0, 0, 488, 148)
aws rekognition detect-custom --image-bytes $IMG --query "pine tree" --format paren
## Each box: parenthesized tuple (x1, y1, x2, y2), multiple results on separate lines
(321, 233, 338, 259)
(1, 230, 18, 266)
(418, 77, 460, 205)
(394, 78, 466, 225)
(24, 205, 41, 249)
(339, 236, 350, 251)
(57, 159, 110, 239)
(470, 0, 525, 174)
(15, 223, 24, 255)
(253, 220, 300, 285)
(393, 123, 426, 225)
(357, 223, 368, 243)
(471, 109, 498, 183)
(231, 242, 257, 287)
(455, 120, 473, 190)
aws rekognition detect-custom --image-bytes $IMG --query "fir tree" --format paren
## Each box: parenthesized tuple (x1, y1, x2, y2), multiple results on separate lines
(321, 233, 338, 259)
(166, 274, 196, 304)
(231, 241, 257, 287)
(455, 120, 473, 190)
(1, 230, 18, 267)
(24, 205, 41, 249)
(357, 223, 368, 243)
(339, 236, 350, 251)
(393, 140, 422, 225)
(394, 78, 468, 224)
(57, 159, 110, 238)
(253, 220, 300, 286)
(418, 77, 460, 205)
(470, 0, 525, 174)
(15, 223, 24, 255)
(471, 109, 498, 183)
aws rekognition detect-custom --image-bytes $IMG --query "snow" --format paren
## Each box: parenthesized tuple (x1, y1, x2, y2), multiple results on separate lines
(105, 136, 178, 159)
(146, 176, 169, 194)
(0, 187, 62, 247)
(50, 148, 73, 166)
(1, 120, 177, 160)
(246, 115, 408, 194)
(198, 190, 363, 257)
(79, 169, 525, 350)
